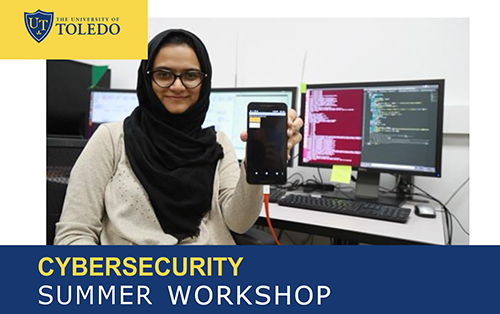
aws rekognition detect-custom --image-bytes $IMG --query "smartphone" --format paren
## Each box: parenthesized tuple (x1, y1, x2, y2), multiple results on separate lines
(246, 102, 288, 185)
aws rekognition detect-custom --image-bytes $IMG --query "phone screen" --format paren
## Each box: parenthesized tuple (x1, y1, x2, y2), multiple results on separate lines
(246, 102, 287, 185)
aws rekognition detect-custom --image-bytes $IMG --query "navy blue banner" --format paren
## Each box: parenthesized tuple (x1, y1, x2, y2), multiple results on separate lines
(0, 246, 497, 313)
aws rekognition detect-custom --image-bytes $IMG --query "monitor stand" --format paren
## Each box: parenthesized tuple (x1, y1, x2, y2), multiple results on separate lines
(353, 171, 405, 207)
(306, 172, 406, 207)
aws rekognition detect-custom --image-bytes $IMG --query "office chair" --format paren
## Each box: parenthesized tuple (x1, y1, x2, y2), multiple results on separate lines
(46, 137, 274, 245)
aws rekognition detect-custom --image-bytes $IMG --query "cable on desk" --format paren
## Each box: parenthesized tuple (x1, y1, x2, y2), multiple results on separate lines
(282, 172, 305, 190)
(316, 167, 324, 185)
(382, 187, 453, 244)
(335, 187, 356, 201)
(406, 183, 453, 245)
(287, 172, 305, 183)
(385, 174, 454, 245)
(304, 178, 321, 185)
(440, 177, 470, 236)
(379, 176, 400, 194)
(263, 185, 281, 245)
(435, 208, 469, 236)
(444, 177, 469, 206)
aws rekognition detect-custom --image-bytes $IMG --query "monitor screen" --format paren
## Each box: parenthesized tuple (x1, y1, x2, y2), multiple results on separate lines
(203, 87, 297, 161)
(299, 80, 444, 177)
(89, 89, 139, 137)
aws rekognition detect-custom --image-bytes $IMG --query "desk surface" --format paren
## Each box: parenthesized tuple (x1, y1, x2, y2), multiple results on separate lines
(258, 201, 446, 245)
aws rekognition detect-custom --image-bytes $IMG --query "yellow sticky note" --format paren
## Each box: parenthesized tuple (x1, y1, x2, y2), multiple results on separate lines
(300, 82, 307, 93)
(330, 165, 352, 184)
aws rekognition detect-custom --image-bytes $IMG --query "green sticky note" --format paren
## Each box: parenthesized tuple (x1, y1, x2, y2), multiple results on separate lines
(330, 165, 352, 184)
(91, 65, 109, 88)
(300, 82, 307, 93)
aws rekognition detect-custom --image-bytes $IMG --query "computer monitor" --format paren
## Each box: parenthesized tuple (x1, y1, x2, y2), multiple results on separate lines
(203, 87, 297, 162)
(88, 88, 139, 137)
(299, 80, 444, 204)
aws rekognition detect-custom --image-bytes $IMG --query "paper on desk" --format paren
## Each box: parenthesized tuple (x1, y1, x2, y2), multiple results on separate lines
(330, 165, 351, 184)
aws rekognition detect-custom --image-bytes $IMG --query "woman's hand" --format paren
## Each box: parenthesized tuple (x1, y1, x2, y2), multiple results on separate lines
(240, 108, 304, 161)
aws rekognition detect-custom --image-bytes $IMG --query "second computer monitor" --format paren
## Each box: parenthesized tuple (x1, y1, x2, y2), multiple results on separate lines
(204, 87, 297, 161)
(299, 80, 444, 177)
(89, 89, 139, 137)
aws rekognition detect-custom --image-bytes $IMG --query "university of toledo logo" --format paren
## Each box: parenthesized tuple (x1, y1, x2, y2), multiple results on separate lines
(24, 10, 54, 43)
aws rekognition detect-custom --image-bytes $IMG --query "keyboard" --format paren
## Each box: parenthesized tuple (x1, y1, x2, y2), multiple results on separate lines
(278, 194, 410, 223)
(269, 188, 287, 203)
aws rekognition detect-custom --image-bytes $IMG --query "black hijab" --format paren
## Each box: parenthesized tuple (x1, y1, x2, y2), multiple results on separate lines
(123, 29, 223, 241)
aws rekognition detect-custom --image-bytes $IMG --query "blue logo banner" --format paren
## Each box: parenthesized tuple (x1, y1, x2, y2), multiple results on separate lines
(0, 246, 498, 313)
(24, 9, 54, 43)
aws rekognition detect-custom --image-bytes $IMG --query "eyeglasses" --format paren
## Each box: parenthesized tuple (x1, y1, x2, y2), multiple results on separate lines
(147, 69, 207, 89)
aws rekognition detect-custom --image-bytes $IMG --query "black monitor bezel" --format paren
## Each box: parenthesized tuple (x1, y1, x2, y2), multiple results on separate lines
(211, 86, 297, 110)
(298, 79, 444, 178)
(210, 86, 298, 166)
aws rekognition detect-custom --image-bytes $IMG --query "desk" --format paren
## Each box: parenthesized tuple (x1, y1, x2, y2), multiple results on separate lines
(257, 201, 447, 245)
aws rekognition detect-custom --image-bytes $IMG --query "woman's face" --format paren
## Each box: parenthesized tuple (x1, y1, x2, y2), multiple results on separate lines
(151, 44, 202, 114)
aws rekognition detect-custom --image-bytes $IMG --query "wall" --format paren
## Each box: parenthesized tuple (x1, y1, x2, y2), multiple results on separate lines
(78, 18, 470, 244)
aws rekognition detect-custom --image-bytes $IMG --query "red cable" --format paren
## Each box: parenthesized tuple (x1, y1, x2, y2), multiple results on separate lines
(264, 194, 281, 245)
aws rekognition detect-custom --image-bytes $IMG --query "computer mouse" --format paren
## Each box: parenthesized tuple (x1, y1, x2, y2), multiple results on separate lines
(414, 205, 436, 218)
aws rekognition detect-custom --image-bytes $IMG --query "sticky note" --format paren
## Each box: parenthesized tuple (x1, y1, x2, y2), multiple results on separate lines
(91, 65, 109, 88)
(330, 165, 352, 184)
(300, 82, 307, 93)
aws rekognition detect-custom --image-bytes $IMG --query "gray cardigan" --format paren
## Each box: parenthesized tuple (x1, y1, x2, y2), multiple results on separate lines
(54, 122, 263, 245)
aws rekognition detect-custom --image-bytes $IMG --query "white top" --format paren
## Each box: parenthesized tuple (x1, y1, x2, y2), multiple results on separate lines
(54, 121, 263, 245)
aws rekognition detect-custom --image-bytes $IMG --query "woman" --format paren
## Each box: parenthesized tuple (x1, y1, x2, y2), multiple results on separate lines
(54, 29, 303, 245)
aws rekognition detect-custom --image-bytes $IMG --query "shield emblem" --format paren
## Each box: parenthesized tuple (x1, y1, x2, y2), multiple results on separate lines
(24, 10, 54, 43)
